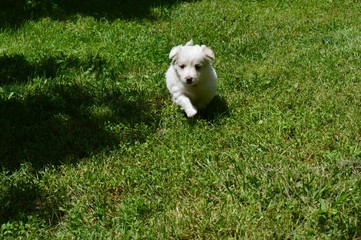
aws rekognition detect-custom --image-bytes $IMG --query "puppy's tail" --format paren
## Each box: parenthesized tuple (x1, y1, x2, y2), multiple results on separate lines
(185, 39, 194, 46)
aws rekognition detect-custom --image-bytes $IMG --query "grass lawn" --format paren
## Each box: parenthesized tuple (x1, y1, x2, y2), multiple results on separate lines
(1, 0, 361, 239)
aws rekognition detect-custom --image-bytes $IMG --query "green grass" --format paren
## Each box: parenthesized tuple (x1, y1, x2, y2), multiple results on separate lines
(1, 0, 361, 239)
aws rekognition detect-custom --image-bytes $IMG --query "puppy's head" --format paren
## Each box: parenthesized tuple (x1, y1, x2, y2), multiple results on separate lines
(169, 40, 215, 85)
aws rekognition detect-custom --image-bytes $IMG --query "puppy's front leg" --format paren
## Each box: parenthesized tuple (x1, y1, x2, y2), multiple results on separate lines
(174, 94, 197, 117)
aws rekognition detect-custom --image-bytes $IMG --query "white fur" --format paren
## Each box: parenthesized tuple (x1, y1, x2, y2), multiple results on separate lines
(165, 40, 217, 117)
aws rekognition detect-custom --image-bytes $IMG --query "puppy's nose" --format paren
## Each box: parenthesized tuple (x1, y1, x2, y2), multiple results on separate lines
(186, 77, 193, 84)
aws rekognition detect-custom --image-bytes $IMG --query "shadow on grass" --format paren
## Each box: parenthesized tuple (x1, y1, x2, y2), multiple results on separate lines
(0, 0, 196, 28)
(0, 88, 155, 169)
(0, 165, 56, 226)
(0, 55, 34, 84)
(0, 53, 109, 84)
(0, 54, 157, 170)
(198, 95, 230, 122)
(0, 53, 160, 225)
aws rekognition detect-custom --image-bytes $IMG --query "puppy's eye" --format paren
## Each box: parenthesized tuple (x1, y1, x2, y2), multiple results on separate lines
(179, 64, 186, 69)
(195, 64, 202, 70)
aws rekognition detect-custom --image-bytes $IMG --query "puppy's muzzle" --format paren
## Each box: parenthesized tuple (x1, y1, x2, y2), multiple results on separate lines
(185, 77, 193, 84)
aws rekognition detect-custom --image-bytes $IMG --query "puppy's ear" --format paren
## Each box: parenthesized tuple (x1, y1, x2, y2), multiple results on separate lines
(185, 39, 194, 46)
(201, 45, 215, 60)
(169, 45, 181, 60)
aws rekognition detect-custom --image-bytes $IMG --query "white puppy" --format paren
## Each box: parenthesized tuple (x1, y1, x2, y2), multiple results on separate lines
(165, 40, 217, 117)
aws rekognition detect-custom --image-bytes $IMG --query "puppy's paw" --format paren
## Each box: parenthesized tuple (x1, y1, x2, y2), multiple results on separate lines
(185, 108, 197, 118)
